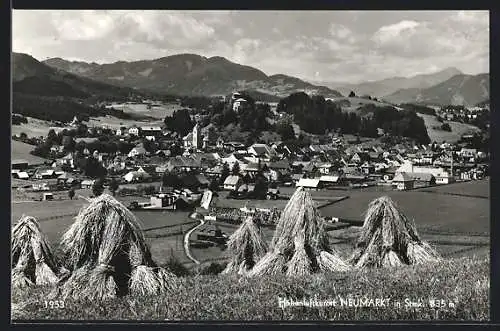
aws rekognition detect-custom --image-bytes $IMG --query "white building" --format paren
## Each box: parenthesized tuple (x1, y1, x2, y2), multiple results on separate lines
(233, 98, 248, 113)
(223, 175, 242, 191)
(128, 126, 140, 136)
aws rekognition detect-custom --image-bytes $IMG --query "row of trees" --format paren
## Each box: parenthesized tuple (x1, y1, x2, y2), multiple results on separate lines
(277, 92, 431, 144)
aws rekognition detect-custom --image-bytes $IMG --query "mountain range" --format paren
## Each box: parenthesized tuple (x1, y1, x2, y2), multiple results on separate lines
(43, 54, 343, 99)
(14, 52, 490, 110)
(382, 73, 490, 107)
(312, 67, 464, 98)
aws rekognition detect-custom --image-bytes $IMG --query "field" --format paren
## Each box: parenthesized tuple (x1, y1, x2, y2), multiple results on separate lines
(10, 179, 490, 321)
(332, 97, 394, 114)
(10, 178, 490, 270)
(108, 102, 178, 120)
(11, 113, 164, 139)
(11, 140, 48, 165)
(418, 113, 481, 143)
(12, 256, 489, 320)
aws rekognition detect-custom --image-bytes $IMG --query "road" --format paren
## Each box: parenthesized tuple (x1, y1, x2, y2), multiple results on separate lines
(183, 217, 206, 265)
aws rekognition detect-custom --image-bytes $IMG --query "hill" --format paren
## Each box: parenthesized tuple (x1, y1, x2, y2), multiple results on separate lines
(12, 53, 155, 100)
(314, 67, 463, 98)
(12, 53, 163, 122)
(418, 113, 481, 143)
(43, 54, 343, 98)
(383, 73, 490, 107)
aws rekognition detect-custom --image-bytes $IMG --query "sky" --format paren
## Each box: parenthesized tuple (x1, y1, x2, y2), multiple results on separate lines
(12, 10, 489, 84)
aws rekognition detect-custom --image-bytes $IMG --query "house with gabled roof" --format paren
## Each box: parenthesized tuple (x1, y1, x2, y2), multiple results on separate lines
(392, 172, 414, 191)
(248, 143, 275, 161)
(223, 175, 242, 191)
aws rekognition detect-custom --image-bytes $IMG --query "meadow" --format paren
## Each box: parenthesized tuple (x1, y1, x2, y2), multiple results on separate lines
(11, 178, 490, 269)
(11, 140, 48, 165)
(418, 113, 480, 143)
(12, 256, 489, 321)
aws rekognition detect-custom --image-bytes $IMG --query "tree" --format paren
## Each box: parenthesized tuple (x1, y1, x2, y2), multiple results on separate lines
(109, 178, 119, 196)
(19, 132, 28, 140)
(164, 109, 194, 136)
(68, 188, 75, 200)
(441, 123, 452, 132)
(254, 175, 269, 199)
(348, 91, 356, 98)
(209, 179, 219, 192)
(232, 161, 240, 175)
(276, 123, 296, 141)
(92, 178, 105, 197)
(84, 157, 107, 178)
(62, 135, 76, 152)
(221, 162, 230, 181)
(47, 129, 58, 144)
(162, 171, 182, 189)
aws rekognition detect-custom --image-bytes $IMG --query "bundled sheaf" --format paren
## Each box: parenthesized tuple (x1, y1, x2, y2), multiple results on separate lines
(248, 187, 350, 277)
(11, 216, 67, 288)
(222, 216, 268, 275)
(58, 194, 177, 300)
(350, 196, 442, 268)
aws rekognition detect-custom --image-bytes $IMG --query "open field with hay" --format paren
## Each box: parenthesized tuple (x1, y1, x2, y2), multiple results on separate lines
(10, 182, 490, 321)
(12, 256, 489, 320)
(418, 114, 481, 143)
(11, 178, 490, 268)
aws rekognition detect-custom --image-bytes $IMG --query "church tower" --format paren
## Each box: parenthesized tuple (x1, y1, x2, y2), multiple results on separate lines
(192, 123, 201, 149)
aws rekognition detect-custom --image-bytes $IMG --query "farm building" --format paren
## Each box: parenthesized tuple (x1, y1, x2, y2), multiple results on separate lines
(33, 167, 57, 180)
(296, 178, 321, 190)
(12, 170, 29, 179)
(319, 175, 340, 187)
(11, 159, 29, 171)
(407, 172, 436, 187)
(224, 175, 243, 191)
(392, 173, 414, 191)
(435, 172, 455, 185)
(123, 171, 151, 183)
(81, 179, 95, 189)
(150, 194, 178, 208)
(140, 126, 162, 137)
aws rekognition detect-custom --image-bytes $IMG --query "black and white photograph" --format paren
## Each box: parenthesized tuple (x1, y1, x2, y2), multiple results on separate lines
(10, 10, 490, 321)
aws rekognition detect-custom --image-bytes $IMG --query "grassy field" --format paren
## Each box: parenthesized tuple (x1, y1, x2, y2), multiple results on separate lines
(413, 179, 489, 198)
(108, 103, 178, 119)
(11, 140, 48, 165)
(11, 113, 164, 139)
(10, 178, 490, 267)
(11, 256, 489, 321)
(418, 114, 481, 143)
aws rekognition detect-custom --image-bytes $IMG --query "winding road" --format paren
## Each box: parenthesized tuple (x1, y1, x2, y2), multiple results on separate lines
(183, 216, 206, 265)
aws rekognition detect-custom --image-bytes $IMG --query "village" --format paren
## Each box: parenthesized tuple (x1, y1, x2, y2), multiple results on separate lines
(10, 92, 490, 250)
(10, 9, 491, 321)
(12, 92, 489, 203)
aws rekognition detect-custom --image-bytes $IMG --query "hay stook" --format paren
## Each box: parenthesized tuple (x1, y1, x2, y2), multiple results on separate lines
(351, 196, 442, 269)
(11, 216, 67, 288)
(58, 194, 177, 300)
(248, 187, 350, 277)
(222, 216, 268, 275)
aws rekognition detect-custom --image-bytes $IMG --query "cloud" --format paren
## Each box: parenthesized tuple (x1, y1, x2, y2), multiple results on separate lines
(372, 20, 421, 44)
(12, 10, 489, 83)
